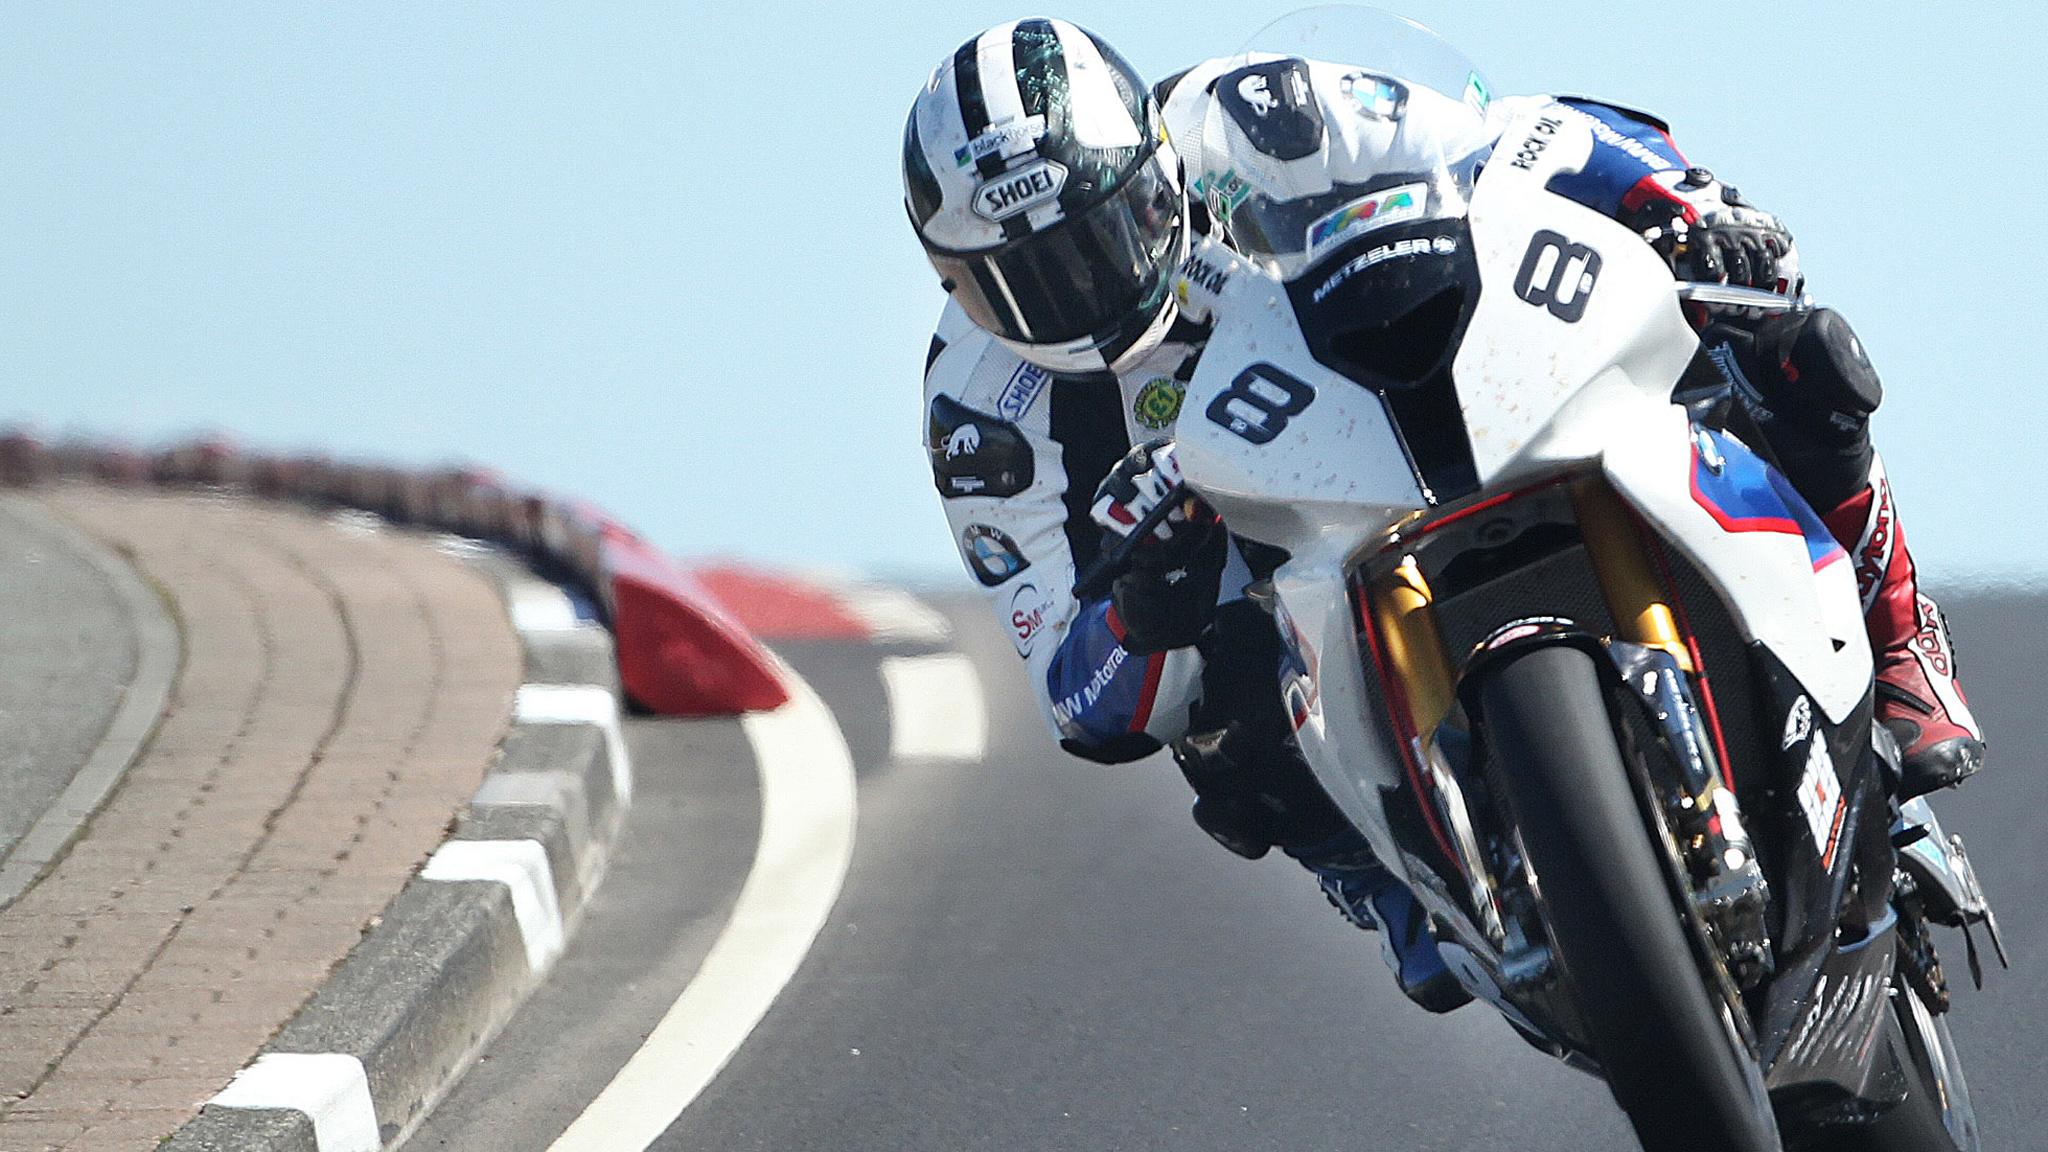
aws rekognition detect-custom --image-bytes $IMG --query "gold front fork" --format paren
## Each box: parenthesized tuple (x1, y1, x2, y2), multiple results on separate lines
(1572, 479, 1695, 673)
(1370, 555, 1455, 741)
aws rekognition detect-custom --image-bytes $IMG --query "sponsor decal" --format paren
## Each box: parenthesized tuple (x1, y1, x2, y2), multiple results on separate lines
(1463, 72, 1491, 115)
(953, 114, 1047, 168)
(1852, 474, 1895, 609)
(944, 424, 981, 459)
(1911, 593, 1954, 678)
(1132, 377, 1186, 431)
(1191, 169, 1252, 223)
(996, 361, 1051, 422)
(1509, 115, 1564, 172)
(962, 523, 1030, 587)
(1339, 72, 1406, 120)
(1488, 623, 1544, 650)
(1304, 182, 1428, 258)
(1479, 615, 1575, 651)
(973, 158, 1067, 222)
(1563, 105, 1677, 176)
(1237, 73, 1279, 117)
(1786, 971, 1886, 1066)
(1177, 252, 1230, 296)
(1796, 736, 1846, 869)
(1781, 694, 1813, 751)
(1008, 582, 1049, 657)
(1310, 234, 1459, 304)
(930, 394, 1035, 500)
(1050, 641, 1130, 726)
(1218, 60, 1324, 161)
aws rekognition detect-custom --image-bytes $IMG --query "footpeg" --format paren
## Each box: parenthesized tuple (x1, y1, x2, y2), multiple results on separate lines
(1895, 798, 2009, 988)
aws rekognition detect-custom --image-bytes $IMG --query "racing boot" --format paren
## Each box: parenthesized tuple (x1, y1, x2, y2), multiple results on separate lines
(1300, 836, 1472, 1014)
(1821, 457, 1986, 798)
(1175, 731, 1470, 1012)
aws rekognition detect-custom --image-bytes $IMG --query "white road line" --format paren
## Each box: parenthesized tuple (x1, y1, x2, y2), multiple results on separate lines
(422, 839, 565, 974)
(507, 581, 587, 633)
(209, 1052, 380, 1152)
(879, 652, 987, 762)
(516, 683, 633, 804)
(837, 583, 954, 645)
(545, 659, 857, 1152)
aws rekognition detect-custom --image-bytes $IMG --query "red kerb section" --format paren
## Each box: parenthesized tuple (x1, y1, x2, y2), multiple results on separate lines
(603, 539, 789, 715)
(686, 562, 874, 642)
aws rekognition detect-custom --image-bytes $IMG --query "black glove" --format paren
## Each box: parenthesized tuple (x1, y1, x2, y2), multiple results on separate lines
(1626, 167, 1797, 292)
(1171, 600, 1358, 861)
(1089, 438, 1227, 654)
(1698, 307, 1882, 509)
(1700, 308, 1882, 432)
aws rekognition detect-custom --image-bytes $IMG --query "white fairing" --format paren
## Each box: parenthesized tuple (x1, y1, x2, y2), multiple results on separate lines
(1172, 102, 1874, 871)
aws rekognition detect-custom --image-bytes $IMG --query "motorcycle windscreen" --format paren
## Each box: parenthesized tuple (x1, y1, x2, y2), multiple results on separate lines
(1285, 216, 1484, 505)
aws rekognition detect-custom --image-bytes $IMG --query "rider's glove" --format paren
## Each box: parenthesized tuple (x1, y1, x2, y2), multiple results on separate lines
(1699, 307, 1883, 441)
(1627, 167, 1802, 294)
(1089, 438, 1227, 655)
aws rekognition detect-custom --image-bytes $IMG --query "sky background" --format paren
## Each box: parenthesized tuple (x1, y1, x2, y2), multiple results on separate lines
(5, 2, 2044, 585)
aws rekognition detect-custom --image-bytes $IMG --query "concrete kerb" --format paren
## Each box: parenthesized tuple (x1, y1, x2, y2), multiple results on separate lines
(163, 535, 636, 1152)
(0, 493, 182, 910)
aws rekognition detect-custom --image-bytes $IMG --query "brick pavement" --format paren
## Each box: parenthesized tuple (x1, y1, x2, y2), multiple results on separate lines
(0, 491, 522, 1152)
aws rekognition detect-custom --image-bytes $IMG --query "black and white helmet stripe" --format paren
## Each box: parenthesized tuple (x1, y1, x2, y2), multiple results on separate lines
(908, 18, 1151, 252)
(955, 21, 1049, 241)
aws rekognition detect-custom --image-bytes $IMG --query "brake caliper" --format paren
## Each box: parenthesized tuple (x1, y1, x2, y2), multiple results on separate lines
(1612, 641, 1774, 990)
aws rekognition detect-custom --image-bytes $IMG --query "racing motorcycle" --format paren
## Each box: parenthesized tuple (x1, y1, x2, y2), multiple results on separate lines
(1085, 11, 2004, 1150)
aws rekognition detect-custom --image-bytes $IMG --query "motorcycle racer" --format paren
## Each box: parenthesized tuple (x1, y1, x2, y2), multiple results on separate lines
(904, 16, 1983, 1009)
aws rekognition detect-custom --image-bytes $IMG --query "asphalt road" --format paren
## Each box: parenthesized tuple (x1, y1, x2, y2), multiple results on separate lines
(407, 586, 2045, 1151)
(0, 497, 139, 861)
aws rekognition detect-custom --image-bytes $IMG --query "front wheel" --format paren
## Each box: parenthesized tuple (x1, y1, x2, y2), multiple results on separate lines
(1478, 644, 1780, 1152)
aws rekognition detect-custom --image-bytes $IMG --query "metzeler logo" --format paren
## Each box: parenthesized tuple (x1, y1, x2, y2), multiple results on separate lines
(973, 159, 1067, 222)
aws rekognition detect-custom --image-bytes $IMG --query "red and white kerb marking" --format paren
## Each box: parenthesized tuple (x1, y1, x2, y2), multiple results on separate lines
(688, 563, 951, 645)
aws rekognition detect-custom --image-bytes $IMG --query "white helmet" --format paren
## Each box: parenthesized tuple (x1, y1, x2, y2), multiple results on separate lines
(904, 19, 1188, 374)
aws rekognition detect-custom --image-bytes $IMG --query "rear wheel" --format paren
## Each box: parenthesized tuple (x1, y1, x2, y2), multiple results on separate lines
(1478, 644, 1780, 1152)
(1804, 991, 1978, 1152)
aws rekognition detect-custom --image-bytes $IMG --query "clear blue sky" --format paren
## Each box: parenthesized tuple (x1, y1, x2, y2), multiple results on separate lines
(5, 3, 2043, 583)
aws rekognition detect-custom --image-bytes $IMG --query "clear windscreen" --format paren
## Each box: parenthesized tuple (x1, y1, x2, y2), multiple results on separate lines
(1216, 6, 1495, 277)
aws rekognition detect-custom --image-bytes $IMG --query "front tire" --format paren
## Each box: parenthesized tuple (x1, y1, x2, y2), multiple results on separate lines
(1479, 644, 1780, 1152)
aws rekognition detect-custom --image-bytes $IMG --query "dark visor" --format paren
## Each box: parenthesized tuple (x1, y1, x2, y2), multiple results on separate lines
(926, 157, 1181, 347)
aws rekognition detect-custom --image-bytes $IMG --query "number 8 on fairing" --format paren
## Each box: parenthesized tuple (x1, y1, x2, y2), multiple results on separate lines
(1205, 363, 1316, 445)
(1515, 230, 1602, 323)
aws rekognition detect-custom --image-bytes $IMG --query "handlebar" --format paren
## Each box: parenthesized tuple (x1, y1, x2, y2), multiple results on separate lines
(1674, 282, 1808, 314)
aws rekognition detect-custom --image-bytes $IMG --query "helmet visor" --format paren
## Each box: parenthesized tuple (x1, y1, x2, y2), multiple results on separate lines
(926, 156, 1182, 348)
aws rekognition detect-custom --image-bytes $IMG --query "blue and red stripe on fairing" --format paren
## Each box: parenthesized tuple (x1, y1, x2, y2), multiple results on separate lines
(1688, 428, 1847, 572)
(1046, 598, 1167, 746)
(1546, 99, 1692, 221)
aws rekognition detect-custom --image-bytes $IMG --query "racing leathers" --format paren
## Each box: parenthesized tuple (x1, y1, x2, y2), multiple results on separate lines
(922, 63, 1980, 1003)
